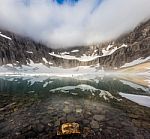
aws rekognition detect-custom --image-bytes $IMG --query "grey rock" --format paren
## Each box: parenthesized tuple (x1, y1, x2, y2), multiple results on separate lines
(36, 124, 45, 133)
(83, 119, 90, 125)
(66, 115, 77, 122)
(90, 120, 99, 129)
(93, 115, 105, 122)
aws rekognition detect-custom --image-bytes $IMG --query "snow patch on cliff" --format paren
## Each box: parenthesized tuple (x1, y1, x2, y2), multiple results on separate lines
(121, 56, 150, 68)
(0, 32, 12, 40)
(49, 52, 99, 61)
(26, 51, 33, 54)
(102, 44, 128, 56)
(71, 50, 79, 53)
(49, 44, 128, 62)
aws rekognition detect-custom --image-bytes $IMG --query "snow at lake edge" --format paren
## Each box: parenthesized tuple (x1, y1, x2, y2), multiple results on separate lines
(119, 92, 150, 108)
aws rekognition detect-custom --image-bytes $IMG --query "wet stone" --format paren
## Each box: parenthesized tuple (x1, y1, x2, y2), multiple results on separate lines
(67, 115, 77, 122)
(136, 135, 145, 139)
(90, 120, 99, 129)
(93, 115, 105, 122)
(21, 125, 32, 134)
(0, 116, 5, 123)
(0, 121, 7, 129)
(64, 101, 70, 105)
(59, 117, 66, 123)
(12, 134, 25, 139)
(36, 123, 45, 133)
(47, 106, 54, 111)
(83, 119, 90, 125)
(75, 108, 82, 113)
(48, 122, 53, 127)
(55, 120, 60, 127)
(51, 111, 58, 117)
(63, 106, 71, 113)
(96, 107, 103, 112)
(15, 132, 21, 136)
(83, 127, 91, 138)
(24, 130, 37, 138)
(84, 111, 92, 119)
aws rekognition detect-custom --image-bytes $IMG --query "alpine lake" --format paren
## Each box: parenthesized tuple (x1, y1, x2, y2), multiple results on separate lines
(0, 75, 150, 139)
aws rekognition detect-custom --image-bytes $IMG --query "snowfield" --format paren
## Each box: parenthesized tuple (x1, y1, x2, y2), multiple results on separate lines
(49, 52, 99, 62)
(49, 43, 128, 62)
(119, 92, 150, 108)
(121, 56, 150, 68)
(0, 57, 149, 81)
(0, 60, 105, 78)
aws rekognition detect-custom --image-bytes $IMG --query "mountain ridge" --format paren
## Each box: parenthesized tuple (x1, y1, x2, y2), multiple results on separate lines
(0, 19, 150, 70)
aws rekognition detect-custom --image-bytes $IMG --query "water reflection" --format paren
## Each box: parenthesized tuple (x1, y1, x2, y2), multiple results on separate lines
(0, 75, 149, 106)
(0, 75, 150, 138)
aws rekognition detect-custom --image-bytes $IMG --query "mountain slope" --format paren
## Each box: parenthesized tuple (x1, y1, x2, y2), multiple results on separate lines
(0, 19, 150, 70)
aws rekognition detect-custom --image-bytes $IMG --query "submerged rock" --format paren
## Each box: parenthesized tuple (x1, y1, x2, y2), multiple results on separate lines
(93, 115, 105, 122)
(90, 120, 99, 129)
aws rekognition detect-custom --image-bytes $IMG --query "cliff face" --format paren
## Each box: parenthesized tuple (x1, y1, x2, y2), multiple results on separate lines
(51, 19, 150, 69)
(98, 19, 150, 68)
(0, 30, 53, 66)
(98, 37, 150, 68)
(0, 19, 150, 69)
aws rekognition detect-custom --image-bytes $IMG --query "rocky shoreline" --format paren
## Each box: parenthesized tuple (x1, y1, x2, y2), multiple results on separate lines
(0, 91, 150, 139)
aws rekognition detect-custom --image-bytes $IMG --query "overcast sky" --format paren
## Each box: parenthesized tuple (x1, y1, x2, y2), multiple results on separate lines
(0, 0, 150, 48)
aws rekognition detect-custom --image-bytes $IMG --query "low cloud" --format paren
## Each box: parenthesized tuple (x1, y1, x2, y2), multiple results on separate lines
(0, 0, 150, 48)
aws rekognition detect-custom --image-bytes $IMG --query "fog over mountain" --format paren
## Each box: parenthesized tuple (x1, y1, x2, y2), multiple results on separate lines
(0, 0, 150, 48)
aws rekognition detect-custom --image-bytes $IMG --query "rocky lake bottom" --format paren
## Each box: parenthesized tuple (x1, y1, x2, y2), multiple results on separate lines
(0, 76, 150, 139)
